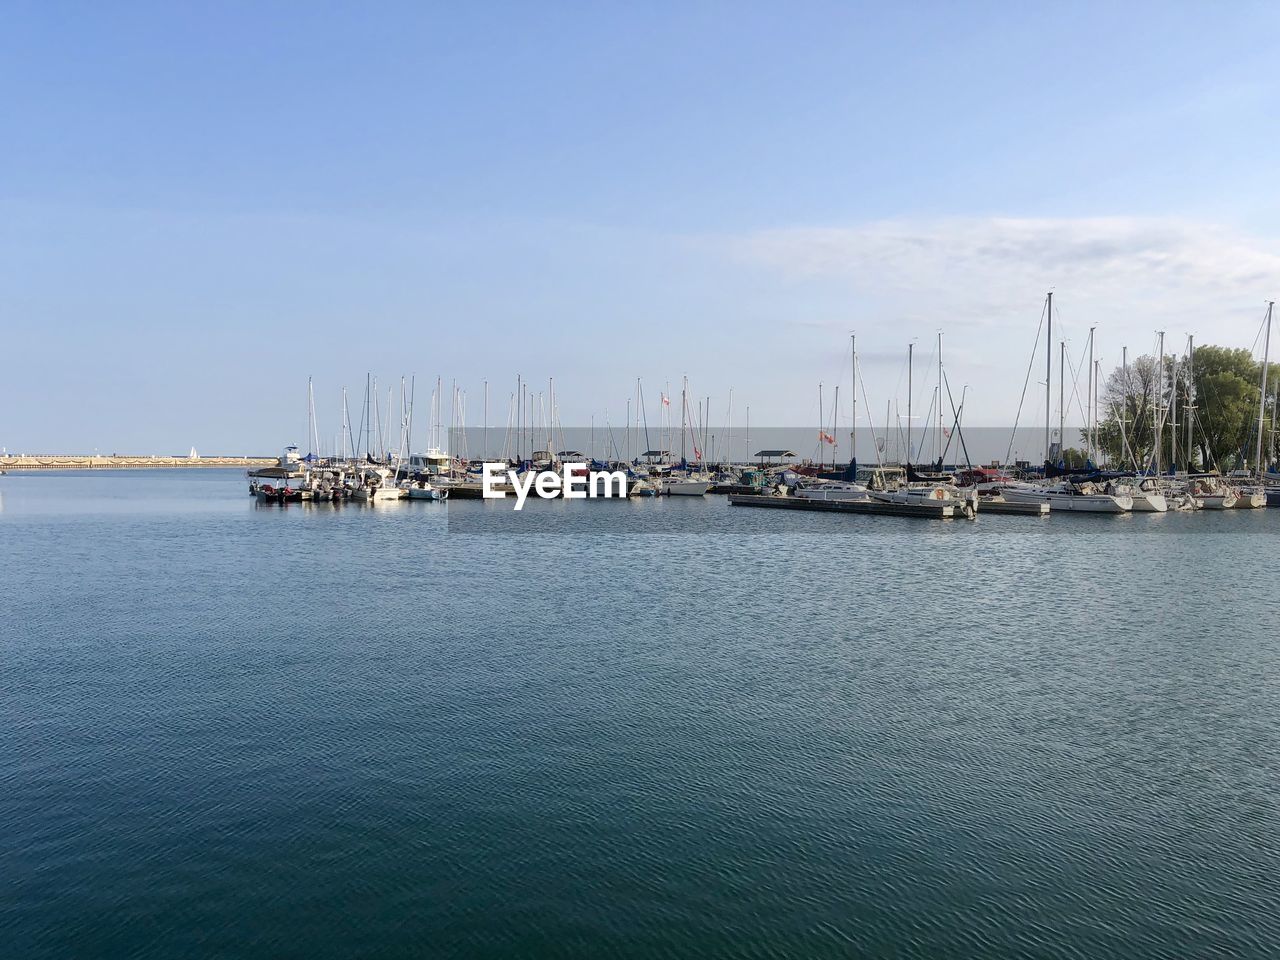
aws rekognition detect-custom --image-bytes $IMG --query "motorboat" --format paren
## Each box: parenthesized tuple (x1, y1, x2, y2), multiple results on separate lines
(351, 467, 403, 502)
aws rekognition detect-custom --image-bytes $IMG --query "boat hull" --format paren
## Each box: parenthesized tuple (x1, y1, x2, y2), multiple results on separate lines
(663, 481, 711, 496)
(1129, 493, 1168, 512)
(1002, 489, 1132, 513)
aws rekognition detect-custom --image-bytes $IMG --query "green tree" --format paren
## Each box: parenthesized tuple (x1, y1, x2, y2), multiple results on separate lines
(1191, 346, 1260, 470)
(1097, 345, 1274, 472)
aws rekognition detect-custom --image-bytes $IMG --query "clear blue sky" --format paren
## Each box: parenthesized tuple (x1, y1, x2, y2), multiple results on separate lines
(4, 1, 1279, 453)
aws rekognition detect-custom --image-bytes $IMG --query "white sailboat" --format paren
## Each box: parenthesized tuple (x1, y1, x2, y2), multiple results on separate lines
(1002, 481, 1133, 513)
(792, 479, 869, 502)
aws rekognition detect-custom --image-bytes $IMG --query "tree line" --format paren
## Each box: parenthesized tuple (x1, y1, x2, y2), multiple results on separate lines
(1090, 345, 1277, 472)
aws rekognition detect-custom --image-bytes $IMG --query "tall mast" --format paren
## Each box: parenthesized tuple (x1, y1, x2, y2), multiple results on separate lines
(1120, 347, 1128, 469)
(1087, 327, 1095, 464)
(1094, 360, 1101, 467)
(1169, 353, 1178, 470)
(850, 333, 857, 474)
(1058, 340, 1065, 465)
(832, 385, 839, 471)
(1045, 292, 1052, 466)
(818, 382, 823, 467)
(907, 342, 913, 467)
(1256, 301, 1273, 477)
(937, 331, 944, 467)
(680, 376, 687, 464)
(1156, 332, 1165, 475)
(341, 386, 350, 461)
(1186, 336, 1194, 472)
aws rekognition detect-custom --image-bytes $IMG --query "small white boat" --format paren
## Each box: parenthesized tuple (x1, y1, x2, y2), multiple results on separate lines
(1188, 477, 1237, 510)
(403, 479, 446, 501)
(1123, 479, 1168, 513)
(352, 467, 403, 502)
(662, 476, 711, 496)
(1229, 486, 1267, 509)
(792, 480, 869, 502)
(870, 484, 977, 518)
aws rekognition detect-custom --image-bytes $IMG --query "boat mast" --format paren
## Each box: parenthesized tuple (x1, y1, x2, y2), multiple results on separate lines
(1156, 332, 1165, 476)
(937, 331, 943, 468)
(1255, 301, 1273, 478)
(1120, 347, 1128, 469)
(1045, 292, 1052, 467)
(818, 381, 823, 468)
(1169, 353, 1179, 471)
(341, 386, 351, 462)
(907, 342, 913, 467)
(1094, 359, 1102, 467)
(1086, 327, 1095, 464)
(1185, 336, 1194, 472)
(1058, 340, 1065, 466)
(680, 376, 687, 464)
(850, 333, 857, 475)
(832, 385, 839, 472)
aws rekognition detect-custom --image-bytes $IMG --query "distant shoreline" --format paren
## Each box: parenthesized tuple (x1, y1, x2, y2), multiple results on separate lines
(1, 456, 276, 471)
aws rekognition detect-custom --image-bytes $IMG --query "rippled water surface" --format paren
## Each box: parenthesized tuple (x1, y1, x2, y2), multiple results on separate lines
(3, 470, 1279, 958)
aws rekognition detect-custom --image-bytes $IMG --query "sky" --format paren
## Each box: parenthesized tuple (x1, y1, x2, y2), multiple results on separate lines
(4, 1, 1280, 454)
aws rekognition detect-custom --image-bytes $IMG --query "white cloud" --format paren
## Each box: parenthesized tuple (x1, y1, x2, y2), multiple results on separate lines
(726, 216, 1280, 334)
(714, 216, 1280, 425)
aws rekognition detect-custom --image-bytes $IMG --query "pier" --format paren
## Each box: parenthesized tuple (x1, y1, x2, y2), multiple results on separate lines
(0, 455, 277, 471)
(728, 494, 958, 519)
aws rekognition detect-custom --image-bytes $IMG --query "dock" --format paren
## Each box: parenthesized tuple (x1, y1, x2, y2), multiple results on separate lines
(978, 498, 1051, 516)
(728, 494, 956, 519)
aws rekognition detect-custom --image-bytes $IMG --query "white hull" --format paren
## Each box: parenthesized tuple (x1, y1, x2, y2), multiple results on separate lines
(405, 486, 444, 501)
(793, 483, 869, 502)
(1197, 495, 1236, 510)
(663, 480, 711, 496)
(1230, 491, 1266, 509)
(1002, 488, 1132, 513)
(1129, 492, 1168, 512)
(353, 486, 403, 502)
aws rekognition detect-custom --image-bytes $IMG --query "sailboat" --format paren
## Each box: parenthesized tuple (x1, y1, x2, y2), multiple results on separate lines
(662, 377, 712, 495)
(1233, 300, 1274, 508)
(873, 335, 976, 516)
(1001, 295, 1132, 513)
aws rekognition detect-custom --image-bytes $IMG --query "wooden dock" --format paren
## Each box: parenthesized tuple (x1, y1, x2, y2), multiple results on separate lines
(728, 494, 956, 519)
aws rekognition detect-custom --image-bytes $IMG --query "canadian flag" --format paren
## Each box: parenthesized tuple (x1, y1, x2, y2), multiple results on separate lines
(819, 431, 836, 445)
(661, 394, 671, 406)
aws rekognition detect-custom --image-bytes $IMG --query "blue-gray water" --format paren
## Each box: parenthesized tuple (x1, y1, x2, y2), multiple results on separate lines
(3, 470, 1278, 958)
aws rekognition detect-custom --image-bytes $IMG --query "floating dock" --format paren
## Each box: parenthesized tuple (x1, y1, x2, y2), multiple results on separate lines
(728, 494, 957, 519)
(978, 498, 1051, 516)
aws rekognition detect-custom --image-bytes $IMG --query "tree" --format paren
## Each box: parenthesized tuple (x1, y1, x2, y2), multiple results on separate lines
(1098, 355, 1160, 469)
(1191, 346, 1259, 471)
(1097, 345, 1273, 472)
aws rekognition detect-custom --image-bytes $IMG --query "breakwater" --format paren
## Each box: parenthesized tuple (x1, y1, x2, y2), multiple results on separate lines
(0, 455, 276, 471)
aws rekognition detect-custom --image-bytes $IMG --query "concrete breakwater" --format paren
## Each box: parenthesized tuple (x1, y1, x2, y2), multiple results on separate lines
(1, 455, 277, 471)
